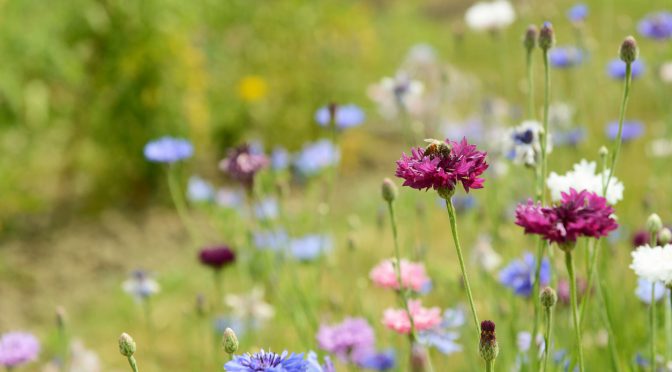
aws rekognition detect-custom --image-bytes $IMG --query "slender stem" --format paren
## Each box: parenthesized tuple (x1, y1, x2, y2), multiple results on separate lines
(486, 360, 494, 372)
(652, 283, 657, 370)
(667, 289, 672, 362)
(543, 306, 553, 372)
(387, 201, 417, 341)
(167, 164, 198, 245)
(603, 62, 632, 194)
(127, 356, 139, 372)
(565, 250, 584, 372)
(445, 198, 479, 333)
(213, 269, 223, 308)
(540, 49, 550, 206)
(526, 50, 534, 120)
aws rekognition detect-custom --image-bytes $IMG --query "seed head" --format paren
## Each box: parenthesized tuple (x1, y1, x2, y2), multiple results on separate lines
(479, 320, 499, 363)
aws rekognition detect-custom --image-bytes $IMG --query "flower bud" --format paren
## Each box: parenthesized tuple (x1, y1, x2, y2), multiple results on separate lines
(479, 320, 499, 363)
(647, 213, 663, 235)
(118, 333, 136, 357)
(659, 228, 672, 245)
(619, 36, 639, 64)
(540, 287, 557, 308)
(381, 178, 398, 202)
(524, 25, 537, 52)
(538, 22, 555, 51)
(222, 328, 239, 355)
(598, 146, 608, 158)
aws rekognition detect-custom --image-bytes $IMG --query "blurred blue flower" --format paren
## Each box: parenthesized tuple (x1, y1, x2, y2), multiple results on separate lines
(248, 140, 265, 155)
(357, 349, 396, 371)
(553, 128, 586, 146)
(271, 147, 290, 171)
(549, 47, 583, 68)
(213, 315, 248, 338)
(635, 278, 666, 304)
(452, 195, 477, 213)
(607, 59, 645, 80)
(143, 136, 193, 163)
(638, 12, 672, 40)
(290, 235, 332, 261)
(216, 188, 246, 210)
(224, 350, 308, 372)
(605, 120, 644, 141)
(307, 351, 335, 372)
(567, 4, 588, 22)
(499, 253, 551, 297)
(122, 270, 160, 302)
(187, 176, 215, 203)
(417, 308, 464, 355)
(294, 140, 340, 176)
(254, 229, 289, 251)
(315, 104, 365, 129)
(254, 198, 279, 220)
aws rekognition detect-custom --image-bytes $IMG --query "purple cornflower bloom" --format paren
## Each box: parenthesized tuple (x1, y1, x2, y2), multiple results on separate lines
(224, 350, 308, 372)
(294, 140, 340, 176)
(635, 278, 665, 304)
(606, 120, 644, 141)
(143, 136, 193, 163)
(198, 245, 235, 270)
(515, 189, 618, 248)
(607, 59, 645, 79)
(499, 253, 551, 297)
(549, 47, 583, 68)
(290, 235, 332, 261)
(0, 332, 40, 368)
(219, 144, 268, 190)
(315, 104, 365, 129)
(395, 138, 488, 194)
(567, 4, 588, 22)
(357, 349, 396, 371)
(638, 12, 672, 40)
(316, 317, 375, 363)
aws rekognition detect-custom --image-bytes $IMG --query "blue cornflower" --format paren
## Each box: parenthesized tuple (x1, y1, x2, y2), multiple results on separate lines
(290, 235, 332, 261)
(635, 278, 666, 304)
(254, 229, 289, 251)
(499, 253, 551, 297)
(605, 120, 644, 141)
(567, 4, 588, 22)
(225, 350, 309, 372)
(417, 308, 464, 355)
(216, 188, 246, 210)
(294, 140, 340, 176)
(357, 349, 396, 371)
(143, 136, 193, 163)
(187, 176, 215, 203)
(553, 128, 586, 146)
(607, 59, 645, 80)
(638, 12, 672, 40)
(271, 147, 290, 171)
(549, 47, 583, 68)
(306, 351, 335, 372)
(254, 198, 279, 221)
(315, 104, 365, 129)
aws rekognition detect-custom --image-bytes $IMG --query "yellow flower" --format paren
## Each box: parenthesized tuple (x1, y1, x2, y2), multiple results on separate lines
(238, 75, 267, 102)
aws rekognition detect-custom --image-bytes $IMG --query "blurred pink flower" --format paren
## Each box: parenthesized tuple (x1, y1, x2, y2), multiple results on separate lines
(383, 300, 441, 334)
(369, 259, 431, 292)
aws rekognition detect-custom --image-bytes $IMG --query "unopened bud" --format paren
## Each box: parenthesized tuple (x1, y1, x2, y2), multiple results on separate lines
(540, 287, 558, 308)
(598, 146, 608, 158)
(660, 228, 672, 245)
(619, 36, 639, 64)
(524, 25, 537, 52)
(479, 320, 499, 363)
(118, 333, 136, 357)
(647, 213, 663, 235)
(381, 178, 398, 202)
(222, 328, 239, 355)
(538, 22, 555, 51)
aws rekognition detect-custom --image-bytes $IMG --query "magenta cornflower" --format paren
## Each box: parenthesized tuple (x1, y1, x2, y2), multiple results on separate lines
(219, 144, 268, 190)
(515, 188, 618, 249)
(395, 138, 488, 196)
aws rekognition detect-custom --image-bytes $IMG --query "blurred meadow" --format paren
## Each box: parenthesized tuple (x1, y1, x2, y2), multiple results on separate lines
(3, 0, 672, 371)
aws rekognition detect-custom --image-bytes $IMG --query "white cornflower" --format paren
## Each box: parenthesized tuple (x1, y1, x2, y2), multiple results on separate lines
(471, 234, 502, 272)
(546, 159, 624, 205)
(122, 270, 160, 302)
(464, 0, 516, 32)
(367, 72, 424, 119)
(660, 62, 672, 84)
(225, 287, 275, 323)
(630, 244, 672, 285)
(502, 121, 551, 167)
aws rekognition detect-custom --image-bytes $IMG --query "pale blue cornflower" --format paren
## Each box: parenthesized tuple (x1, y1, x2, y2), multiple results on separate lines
(254, 197, 279, 221)
(607, 59, 645, 80)
(122, 270, 160, 302)
(271, 147, 291, 171)
(224, 350, 308, 372)
(357, 349, 396, 371)
(635, 278, 666, 304)
(215, 188, 246, 210)
(315, 104, 365, 129)
(606, 120, 644, 141)
(307, 351, 335, 372)
(638, 12, 672, 40)
(187, 176, 215, 203)
(294, 140, 340, 176)
(253, 229, 289, 251)
(416, 308, 464, 355)
(499, 253, 551, 297)
(290, 235, 333, 261)
(143, 136, 193, 163)
(549, 47, 583, 68)
(567, 4, 587, 22)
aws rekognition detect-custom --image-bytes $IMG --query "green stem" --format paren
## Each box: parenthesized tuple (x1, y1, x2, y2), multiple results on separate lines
(485, 360, 493, 372)
(445, 198, 479, 333)
(167, 164, 198, 245)
(213, 269, 223, 308)
(127, 356, 139, 372)
(603, 62, 632, 194)
(565, 250, 584, 372)
(667, 288, 672, 362)
(543, 306, 553, 372)
(387, 201, 417, 341)
(526, 50, 534, 120)
(540, 49, 550, 206)
(652, 283, 657, 370)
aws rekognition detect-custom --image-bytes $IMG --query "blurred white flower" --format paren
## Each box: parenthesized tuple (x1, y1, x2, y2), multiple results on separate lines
(630, 244, 672, 285)
(464, 0, 515, 32)
(225, 287, 275, 323)
(516, 332, 545, 355)
(648, 138, 672, 158)
(660, 62, 672, 83)
(471, 234, 502, 272)
(547, 160, 624, 205)
(122, 270, 160, 302)
(502, 121, 551, 167)
(549, 102, 576, 129)
(69, 340, 101, 372)
(368, 73, 424, 119)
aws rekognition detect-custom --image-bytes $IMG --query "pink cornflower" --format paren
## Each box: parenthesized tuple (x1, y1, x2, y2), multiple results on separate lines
(219, 144, 268, 190)
(369, 259, 431, 293)
(382, 300, 441, 334)
(515, 188, 618, 249)
(395, 138, 488, 195)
